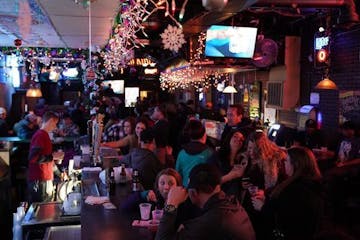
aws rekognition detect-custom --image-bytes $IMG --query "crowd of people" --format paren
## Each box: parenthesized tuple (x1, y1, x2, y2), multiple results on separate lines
(1, 93, 359, 239)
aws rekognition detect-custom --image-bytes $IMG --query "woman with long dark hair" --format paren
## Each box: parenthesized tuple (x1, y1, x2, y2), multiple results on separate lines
(252, 147, 324, 240)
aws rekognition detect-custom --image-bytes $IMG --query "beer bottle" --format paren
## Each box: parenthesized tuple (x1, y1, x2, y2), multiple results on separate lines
(107, 167, 115, 196)
(119, 164, 127, 185)
(132, 169, 141, 192)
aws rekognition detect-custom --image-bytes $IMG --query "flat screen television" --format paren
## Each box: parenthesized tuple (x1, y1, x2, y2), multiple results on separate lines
(103, 80, 124, 94)
(125, 87, 139, 107)
(205, 25, 258, 58)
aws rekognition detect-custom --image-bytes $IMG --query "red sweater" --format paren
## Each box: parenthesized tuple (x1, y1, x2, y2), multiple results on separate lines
(28, 129, 53, 181)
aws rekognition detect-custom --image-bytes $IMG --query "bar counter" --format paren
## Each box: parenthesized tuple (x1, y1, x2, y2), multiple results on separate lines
(81, 181, 155, 240)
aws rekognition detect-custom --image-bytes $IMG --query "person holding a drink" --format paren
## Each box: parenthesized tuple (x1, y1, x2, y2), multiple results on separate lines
(251, 147, 324, 240)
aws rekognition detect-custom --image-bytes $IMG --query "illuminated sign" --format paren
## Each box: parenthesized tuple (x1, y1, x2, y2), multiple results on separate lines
(144, 68, 158, 75)
(314, 34, 330, 69)
(128, 58, 156, 67)
(315, 36, 329, 50)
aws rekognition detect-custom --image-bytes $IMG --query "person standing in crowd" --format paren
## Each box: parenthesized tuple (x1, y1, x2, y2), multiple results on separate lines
(55, 112, 80, 137)
(242, 130, 287, 239)
(151, 104, 170, 165)
(251, 147, 324, 240)
(211, 129, 248, 200)
(13, 113, 39, 139)
(156, 163, 255, 240)
(27, 111, 65, 203)
(176, 120, 213, 187)
(0, 107, 13, 137)
(120, 128, 163, 190)
(221, 104, 252, 144)
(294, 119, 326, 149)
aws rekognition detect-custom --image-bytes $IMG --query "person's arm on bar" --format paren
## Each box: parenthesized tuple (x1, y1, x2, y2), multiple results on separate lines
(102, 135, 130, 148)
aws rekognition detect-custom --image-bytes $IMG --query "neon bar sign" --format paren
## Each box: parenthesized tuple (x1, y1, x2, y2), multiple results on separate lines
(315, 36, 329, 50)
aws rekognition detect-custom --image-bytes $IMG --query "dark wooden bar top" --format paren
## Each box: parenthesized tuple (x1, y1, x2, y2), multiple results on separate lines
(81, 181, 155, 240)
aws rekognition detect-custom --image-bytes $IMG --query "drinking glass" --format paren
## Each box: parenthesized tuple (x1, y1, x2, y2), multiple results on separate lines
(139, 203, 152, 220)
(151, 209, 163, 224)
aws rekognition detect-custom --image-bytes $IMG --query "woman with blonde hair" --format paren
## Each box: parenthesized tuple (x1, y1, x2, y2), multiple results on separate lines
(242, 130, 287, 240)
(251, 147, 324, 240)
(245, 130, 287, 190)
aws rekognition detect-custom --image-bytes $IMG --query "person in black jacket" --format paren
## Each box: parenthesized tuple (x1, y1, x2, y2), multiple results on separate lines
(251, 147, 324, 240)
(156, 163, 255, 240)
(220, 104, 253, 144)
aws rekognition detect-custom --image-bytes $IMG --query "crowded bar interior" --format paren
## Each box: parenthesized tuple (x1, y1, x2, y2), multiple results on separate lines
(1, 0, 360, 239)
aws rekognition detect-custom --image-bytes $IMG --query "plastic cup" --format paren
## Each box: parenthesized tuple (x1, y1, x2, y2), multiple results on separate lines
(139, 203, 152, 220)
(321, 147, 328, 152)
(151, 209, 163, 224)
(73, 155, 82, 168)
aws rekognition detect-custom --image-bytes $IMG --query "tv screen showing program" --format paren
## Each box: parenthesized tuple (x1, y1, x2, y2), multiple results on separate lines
(205, 25, 258, 58)
(103, 80, 124, 94)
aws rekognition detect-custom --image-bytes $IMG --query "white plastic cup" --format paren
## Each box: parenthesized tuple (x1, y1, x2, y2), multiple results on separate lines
(139, 203, 152, 220)
(152, 209, 163, 223)
(68, 159, 74, 174)
(73, 155, 82, 168)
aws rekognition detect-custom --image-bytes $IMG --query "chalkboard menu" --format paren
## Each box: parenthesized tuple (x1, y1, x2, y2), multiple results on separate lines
(339, 90, 360, 123)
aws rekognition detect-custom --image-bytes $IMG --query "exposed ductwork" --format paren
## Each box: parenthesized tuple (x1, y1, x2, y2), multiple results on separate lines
(256, 0, 345, 7)
(183, 0, 359, 35)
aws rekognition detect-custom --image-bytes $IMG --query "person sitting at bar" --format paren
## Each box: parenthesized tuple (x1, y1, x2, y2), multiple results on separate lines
(119, 128, 163, 190)
(0, 107, 13, 137)
(251, 147, 324, 240)
(220, 104, 253, 144)
(102, 114, 123, 142)
(155, 163, 255, 240)
(101, 116, 137, 155)
(294, 119, 325, 149)
(54, 112, 80, 137)
(27, 111, 66, 203)
(336, 121, 360, 167)
(176, 120, 214, 187)
(13, 113, 39, 139)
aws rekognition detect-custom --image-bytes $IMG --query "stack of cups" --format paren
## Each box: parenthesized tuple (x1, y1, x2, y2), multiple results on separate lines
(13, 206, 25, 240)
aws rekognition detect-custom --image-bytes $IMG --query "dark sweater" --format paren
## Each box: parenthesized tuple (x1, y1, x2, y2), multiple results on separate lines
(121, 148, 163, 190)
(261, 177, 324, 240)
(156, 191, 256, 240)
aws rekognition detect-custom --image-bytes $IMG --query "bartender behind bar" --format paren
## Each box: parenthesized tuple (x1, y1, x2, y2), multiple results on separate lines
(27, 111, 66, 203)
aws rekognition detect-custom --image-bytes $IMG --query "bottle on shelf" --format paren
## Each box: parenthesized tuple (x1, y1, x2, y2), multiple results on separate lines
(132, 169, 142, 192)
(119, 163, 127, 185)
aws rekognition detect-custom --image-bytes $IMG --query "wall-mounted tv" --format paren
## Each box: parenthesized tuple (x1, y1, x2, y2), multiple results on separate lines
(103, 80, 125, 94)
(125, 87, 139, 107)
(205, 25, 258, 58)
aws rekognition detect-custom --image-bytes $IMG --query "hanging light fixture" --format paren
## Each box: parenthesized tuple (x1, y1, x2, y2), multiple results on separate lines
(315, 77, 337, 90)
(26, 86, 42, 97)
(315, 68, 337, 90)
(223, 73, 237, 93)
(223, 85, 237, 93)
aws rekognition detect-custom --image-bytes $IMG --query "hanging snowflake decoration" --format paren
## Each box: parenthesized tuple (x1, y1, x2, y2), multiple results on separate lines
(161, 25, 186, 53)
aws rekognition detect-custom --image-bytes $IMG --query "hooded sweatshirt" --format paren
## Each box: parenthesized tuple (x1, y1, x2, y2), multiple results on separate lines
(176, 141, 213, 187)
